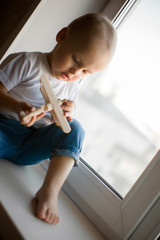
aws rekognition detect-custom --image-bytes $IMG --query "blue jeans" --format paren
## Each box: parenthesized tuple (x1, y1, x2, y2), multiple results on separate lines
(0, 114, 85, 166)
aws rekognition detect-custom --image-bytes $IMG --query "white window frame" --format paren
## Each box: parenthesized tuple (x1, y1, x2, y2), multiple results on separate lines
(41, 1, 160, 239)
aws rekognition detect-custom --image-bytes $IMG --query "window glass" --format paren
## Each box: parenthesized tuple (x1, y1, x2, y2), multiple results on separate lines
(76, 0, 160, 196)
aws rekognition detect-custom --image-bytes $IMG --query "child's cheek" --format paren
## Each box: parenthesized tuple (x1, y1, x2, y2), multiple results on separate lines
(55, 55, 71, 71)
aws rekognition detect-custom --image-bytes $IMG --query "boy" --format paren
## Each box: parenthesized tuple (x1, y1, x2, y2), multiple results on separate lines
(0, 13, 116, 225)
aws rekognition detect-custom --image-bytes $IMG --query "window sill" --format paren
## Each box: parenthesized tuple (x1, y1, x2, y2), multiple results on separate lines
(0, 159, 105, 240)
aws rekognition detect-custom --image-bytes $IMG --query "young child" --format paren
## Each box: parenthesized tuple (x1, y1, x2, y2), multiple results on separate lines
(0, 13, 116, 225)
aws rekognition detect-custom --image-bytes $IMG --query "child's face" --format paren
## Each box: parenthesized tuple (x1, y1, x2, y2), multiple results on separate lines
(48, 28, 110, 82)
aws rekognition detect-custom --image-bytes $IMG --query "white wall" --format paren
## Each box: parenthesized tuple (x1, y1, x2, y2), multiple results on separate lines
(3, 0, 108, 59)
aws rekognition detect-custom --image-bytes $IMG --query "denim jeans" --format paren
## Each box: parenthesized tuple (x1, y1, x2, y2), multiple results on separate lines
(0, 114, 85, 166)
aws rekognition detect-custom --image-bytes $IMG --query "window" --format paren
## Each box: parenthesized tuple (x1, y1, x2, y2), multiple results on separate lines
(76, 0, 160, 197)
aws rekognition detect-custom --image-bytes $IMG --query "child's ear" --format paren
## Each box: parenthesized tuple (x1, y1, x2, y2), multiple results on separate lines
(56, 27, 69, 42)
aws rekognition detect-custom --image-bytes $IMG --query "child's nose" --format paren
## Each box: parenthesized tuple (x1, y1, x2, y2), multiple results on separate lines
(69, 67, 82, 76)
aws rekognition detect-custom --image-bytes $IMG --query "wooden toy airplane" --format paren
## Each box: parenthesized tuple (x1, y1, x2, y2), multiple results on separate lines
(21, 75, 71, 133)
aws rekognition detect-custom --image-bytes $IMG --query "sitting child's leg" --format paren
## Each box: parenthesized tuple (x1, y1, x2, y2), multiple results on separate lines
(34, 120, 84, 224)
(0, 117, 85, 224)
(35, 155, 75, 224)
(10, 119, 84, 166)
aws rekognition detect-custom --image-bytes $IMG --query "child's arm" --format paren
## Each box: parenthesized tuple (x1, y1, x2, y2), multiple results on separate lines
(0, 82, 45, 126)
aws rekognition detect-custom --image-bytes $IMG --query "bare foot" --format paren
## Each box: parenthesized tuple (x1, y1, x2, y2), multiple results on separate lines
(35, 187, 59, 225)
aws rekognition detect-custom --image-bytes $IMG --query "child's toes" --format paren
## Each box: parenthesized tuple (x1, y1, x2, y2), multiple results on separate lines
(37, 206, 47, 220)
(52, 215, 59, 225)
(48, 215, 55, 224)
(55, 216, 59, 225)
(45, 211, 53, 223)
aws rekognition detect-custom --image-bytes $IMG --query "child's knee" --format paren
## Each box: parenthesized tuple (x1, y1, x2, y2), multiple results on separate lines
(51, 119, 85, 164)
(51, 119, 85, 151)
(69, 119, 85, 142)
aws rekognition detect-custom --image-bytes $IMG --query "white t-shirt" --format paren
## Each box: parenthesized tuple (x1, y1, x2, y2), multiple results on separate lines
(0, 52, 79, 128)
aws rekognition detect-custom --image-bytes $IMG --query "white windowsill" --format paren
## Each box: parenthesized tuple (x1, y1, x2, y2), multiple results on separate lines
(0, 159, 105, 240)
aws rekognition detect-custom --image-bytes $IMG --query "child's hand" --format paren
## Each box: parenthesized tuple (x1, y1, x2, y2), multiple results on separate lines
(18, 102, 45, 127)
(61, 100, 75, 121)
